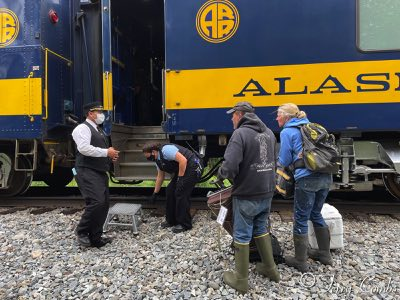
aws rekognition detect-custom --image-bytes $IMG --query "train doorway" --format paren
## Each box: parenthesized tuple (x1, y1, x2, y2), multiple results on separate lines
(75, 0, 167, 181)
(110, 0, 165, 126)
(77, 0, 165, 127)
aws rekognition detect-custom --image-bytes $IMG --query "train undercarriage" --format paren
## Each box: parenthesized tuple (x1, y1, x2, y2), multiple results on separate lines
(1, 135, 400, 199)
(0, 139, 75, 196)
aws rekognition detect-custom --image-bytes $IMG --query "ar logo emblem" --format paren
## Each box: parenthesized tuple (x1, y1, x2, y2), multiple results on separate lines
(0, 8, 19, 47)
(196, 0, 239, 43)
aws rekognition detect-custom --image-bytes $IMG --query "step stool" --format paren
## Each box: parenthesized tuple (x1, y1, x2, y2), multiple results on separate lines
(103, 203, 143, 235)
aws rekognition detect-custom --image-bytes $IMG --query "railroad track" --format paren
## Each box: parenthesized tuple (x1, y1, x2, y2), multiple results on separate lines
(1, 189, 399, 218)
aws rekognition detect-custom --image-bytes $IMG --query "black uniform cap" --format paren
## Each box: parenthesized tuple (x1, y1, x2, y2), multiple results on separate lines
(84, 102, 104, 113)
(226, 101, 255, 114)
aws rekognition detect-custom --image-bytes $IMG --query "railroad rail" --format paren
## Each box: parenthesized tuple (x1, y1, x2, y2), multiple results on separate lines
(1, 187, 399, 220)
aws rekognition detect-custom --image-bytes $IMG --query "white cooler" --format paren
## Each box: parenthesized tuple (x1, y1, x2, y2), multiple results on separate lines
(308, 203, 344, 249)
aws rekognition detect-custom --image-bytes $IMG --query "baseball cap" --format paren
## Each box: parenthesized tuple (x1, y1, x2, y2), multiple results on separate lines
(226, 101, 255, 114)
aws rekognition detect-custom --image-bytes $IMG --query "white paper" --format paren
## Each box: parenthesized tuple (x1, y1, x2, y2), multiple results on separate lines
(216, 206, 228, 225)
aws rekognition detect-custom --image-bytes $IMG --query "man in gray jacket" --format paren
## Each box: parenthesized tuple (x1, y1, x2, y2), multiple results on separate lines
(218, 101, 280, 293)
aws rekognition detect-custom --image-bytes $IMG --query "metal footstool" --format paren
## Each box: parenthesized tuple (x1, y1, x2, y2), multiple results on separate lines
(103, 203, 143, 235)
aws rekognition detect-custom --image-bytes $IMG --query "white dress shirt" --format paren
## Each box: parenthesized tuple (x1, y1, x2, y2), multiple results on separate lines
(72, 119, 108, 157)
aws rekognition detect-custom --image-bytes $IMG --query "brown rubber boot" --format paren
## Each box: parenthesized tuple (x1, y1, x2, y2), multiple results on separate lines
(308, 226, 333, 265)
(254, 234, 280, 282)
(285, 234, 310, 273)
(223, 242, 249, 293)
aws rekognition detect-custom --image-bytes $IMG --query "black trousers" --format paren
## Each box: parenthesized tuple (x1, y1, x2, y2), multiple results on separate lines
(165, 163, 201, 229)
(75, 167, 109, 242)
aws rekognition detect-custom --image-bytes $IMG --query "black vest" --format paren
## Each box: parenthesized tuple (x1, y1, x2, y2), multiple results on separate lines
(155, 144, 196, 174)
(75, 121, 110, 172)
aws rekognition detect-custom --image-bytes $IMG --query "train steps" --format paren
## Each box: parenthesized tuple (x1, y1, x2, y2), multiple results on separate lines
(111, 124, 169, 181)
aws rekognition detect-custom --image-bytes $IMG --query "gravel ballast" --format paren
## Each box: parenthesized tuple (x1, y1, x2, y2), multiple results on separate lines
(0, 208, 399, 299)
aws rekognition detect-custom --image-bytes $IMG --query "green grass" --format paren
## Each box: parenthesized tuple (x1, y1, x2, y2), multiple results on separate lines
(30, 179, 154, 188)
(31, 158, 230, 189)
(31, 177, 229, 188)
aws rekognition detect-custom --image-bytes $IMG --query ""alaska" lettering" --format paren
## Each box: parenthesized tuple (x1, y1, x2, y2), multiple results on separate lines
(233, 73, 400, 97)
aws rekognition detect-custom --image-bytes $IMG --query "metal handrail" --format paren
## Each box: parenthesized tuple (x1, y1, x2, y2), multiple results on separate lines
(27, 72, 34, 122)
(41, 47, 72, 120)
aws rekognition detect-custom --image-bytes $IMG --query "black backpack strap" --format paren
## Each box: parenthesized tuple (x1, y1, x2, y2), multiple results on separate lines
(293, 159, 305, 169)
(288, 125, 305, 170)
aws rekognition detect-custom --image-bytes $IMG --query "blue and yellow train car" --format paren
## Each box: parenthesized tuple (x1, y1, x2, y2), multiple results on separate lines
(0, 0, 82, 195)
(0, 0, 161, 195)
(1, 0, 400, 198)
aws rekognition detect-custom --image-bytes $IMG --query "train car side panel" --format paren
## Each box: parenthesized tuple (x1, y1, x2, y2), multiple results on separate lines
(165, 0, 399, 70)
(40, 0, 73, 134)
(0, 1, 43, 138)
(164, 0, 400, 135)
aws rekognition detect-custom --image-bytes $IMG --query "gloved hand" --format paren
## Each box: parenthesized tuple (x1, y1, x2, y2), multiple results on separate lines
(149, 192, 158, 204)
(175, 176, 185, 194)
(210, 177, 225, 188)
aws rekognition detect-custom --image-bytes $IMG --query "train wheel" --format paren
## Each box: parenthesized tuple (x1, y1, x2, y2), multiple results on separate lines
(382, 173, 400, 200)
(0, 154, 33, 197)
(43, 167, 74, 189)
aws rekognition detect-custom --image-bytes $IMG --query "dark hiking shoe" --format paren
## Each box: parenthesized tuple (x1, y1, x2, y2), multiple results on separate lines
(171, 225, 188, 233)
(91, 237, 112, 248)
(160, 221, 173, 229)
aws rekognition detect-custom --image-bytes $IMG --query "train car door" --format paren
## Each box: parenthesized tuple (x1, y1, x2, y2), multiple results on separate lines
(76, 0, 113, 132)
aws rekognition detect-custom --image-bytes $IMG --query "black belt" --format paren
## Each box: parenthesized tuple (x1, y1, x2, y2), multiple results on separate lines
(293, 159, 305, 169)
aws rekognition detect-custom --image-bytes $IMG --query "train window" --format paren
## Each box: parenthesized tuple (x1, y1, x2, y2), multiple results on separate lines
(357, 0, 400, 51)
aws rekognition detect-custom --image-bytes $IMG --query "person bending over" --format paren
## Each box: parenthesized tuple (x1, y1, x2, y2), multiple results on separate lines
(143, 143, 203, 233)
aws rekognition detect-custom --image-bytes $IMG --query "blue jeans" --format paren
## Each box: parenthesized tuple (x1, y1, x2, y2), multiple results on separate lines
(294, 173, 332, 235)
(232, 196, 273, 243)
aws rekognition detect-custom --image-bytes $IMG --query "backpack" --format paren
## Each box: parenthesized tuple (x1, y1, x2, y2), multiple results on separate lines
(299, 123, 340, 173)
(250, 234, 284, 264)
(231, 234, 284, 264)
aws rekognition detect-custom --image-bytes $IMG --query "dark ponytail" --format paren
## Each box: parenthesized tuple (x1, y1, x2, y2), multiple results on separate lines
(142, 142, 162, 153)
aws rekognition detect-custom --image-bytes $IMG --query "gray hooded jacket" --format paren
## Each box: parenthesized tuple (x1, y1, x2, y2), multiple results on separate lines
(218, 113, 277, 199)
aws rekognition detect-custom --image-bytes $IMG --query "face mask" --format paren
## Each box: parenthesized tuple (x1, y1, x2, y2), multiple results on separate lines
(146, 154, 156, 161)
(95, 113, 105, 125)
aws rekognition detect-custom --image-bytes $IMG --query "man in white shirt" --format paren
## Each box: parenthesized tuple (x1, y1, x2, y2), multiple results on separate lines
(72, 102, 119, 248)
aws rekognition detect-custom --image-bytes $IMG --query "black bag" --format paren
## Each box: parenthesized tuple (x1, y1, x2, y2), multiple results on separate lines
(275, 164, 294, 199)
(250, 234, 284, 264)
(271, 234, 285, 264)
(300, 123, 340, 173)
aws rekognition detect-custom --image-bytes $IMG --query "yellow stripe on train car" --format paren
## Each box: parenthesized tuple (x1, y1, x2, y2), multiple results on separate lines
(165, 59, 400, 109)
(103, 72, 113, 110)
(0, 78, 42, 115)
